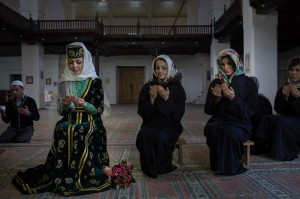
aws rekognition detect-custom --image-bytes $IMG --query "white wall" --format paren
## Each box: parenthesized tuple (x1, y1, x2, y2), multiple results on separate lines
(44, 55, 60, 93)
(98, 54, 210, 104)
(0, 54, 210, 105)
(0, 57, 22, 90)
(278, 47, 300, 70)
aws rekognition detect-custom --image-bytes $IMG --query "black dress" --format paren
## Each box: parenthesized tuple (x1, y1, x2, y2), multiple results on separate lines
(12, 78, 110, 196)
(204, 74, 258, 175)
(254, 84, 300, 161)
(136, 74, 186, 178)
(251, 94, 273, 135)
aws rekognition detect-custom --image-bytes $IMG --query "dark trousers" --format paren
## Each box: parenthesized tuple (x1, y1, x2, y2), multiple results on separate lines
(0, 126, 34, 143)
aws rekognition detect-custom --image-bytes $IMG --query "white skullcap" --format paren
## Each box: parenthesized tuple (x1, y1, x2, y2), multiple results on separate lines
(11, 80, 24, 87)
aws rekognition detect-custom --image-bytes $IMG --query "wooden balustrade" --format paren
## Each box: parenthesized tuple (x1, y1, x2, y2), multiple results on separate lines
(0, 2, 212, 42)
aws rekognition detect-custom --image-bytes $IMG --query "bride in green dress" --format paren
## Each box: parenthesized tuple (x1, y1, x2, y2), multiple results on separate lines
(12, 42, 112, 196)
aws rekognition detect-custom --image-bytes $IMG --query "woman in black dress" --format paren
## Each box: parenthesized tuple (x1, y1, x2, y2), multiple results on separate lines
(136, 54, 186, 178)
(204, 48, 258, 175)
(254, 57, 300, 161)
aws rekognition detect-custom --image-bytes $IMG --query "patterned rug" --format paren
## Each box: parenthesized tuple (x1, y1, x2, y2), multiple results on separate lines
(0, 104, 299, 198)
(0, 145, 299, 199)
(106, 104, 208, 146)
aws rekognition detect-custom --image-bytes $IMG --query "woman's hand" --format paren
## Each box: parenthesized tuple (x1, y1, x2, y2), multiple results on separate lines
(70, 96, 87, 107)
(158, 85, 170, 101)
(221, 84, 235, 101)
(282, 85, 290, 100)
(211, 84, 222, 97)
(289, 84, 300, 98)
(62, 96, 72, 106)
(149, 85, 158, 104)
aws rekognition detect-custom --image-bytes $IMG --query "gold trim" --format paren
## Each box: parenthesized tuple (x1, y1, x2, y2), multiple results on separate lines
(80, 78, 92, 99)
(77, 118, 94, 189)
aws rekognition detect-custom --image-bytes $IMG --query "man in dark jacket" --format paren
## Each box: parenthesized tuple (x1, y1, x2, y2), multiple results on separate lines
(0, 80, 40, 143)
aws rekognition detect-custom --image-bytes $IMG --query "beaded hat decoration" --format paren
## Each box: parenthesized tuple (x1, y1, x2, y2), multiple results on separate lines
(67, 45, 84, 58)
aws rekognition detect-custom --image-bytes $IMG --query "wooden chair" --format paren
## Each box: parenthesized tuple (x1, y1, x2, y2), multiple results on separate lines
(242, 140, 255, 167)
(175, 137, 186, 166)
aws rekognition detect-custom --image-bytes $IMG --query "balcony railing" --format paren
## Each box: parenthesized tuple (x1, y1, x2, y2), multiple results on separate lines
(35, 21, 211, 38)
(0, 2, 211, 42)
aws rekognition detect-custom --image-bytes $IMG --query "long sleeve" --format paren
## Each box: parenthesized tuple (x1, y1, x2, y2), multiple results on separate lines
(138, 81, 186, 126)
(275, 86, 300, 115)
(26, 97, 40, 121)
(204, 75, 258, 124)
(204, 79, 221, 115)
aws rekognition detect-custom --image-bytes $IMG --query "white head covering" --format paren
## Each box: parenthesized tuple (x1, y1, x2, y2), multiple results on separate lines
(152, 54, 178, 83)
(11, 80, 24, 87)
(60, 42, 98, 82)
(58, 42, 111, 121)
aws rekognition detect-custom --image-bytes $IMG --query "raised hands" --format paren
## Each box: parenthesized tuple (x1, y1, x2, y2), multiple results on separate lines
(158, 85, 170, 101)
(282, 84, 290, 100)
(149, 85, 170, 104)
(62, 95, 87, 107)
(290, 84, 300, 98)
(211, 83, 235, 101)
(211, 84, 222, 97)
(221, 84, 235, 100)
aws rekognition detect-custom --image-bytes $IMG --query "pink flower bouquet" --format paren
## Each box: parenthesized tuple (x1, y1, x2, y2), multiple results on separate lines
(111, 160, 136, 189)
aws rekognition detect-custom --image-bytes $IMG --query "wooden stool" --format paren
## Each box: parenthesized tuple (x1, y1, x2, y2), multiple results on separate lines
(175, 138, 186, 166)
(242, 140, 254, 167)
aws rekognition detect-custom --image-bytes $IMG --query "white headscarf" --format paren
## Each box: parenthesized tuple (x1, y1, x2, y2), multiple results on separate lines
(60, 42, 98, 82)
(58, 42, 111, 121)
(152, 54, 178, 83)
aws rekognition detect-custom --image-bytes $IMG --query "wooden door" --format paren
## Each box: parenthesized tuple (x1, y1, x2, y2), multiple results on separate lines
(117, 67, 144, 104)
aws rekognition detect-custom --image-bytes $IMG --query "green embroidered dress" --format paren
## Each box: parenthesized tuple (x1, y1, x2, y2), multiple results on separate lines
(12, 78, 110, 196)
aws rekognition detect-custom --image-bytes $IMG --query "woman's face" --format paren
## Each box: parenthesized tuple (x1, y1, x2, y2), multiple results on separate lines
(288, 64, 300, 82)
(220, 57, 235, 76)
(68, 58, 84, 75)
(154, 59, 168, 80)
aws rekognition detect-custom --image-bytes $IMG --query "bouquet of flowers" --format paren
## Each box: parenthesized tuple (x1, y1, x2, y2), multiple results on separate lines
(111, 160, 136, 189)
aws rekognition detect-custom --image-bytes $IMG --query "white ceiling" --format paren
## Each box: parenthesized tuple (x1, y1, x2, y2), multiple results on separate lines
(71, 0, 187, 19)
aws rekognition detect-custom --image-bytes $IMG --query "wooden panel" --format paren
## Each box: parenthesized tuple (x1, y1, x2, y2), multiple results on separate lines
(117, 67, 144, 104)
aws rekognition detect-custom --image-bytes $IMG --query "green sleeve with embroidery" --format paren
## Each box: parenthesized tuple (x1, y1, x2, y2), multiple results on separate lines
(72, 80, 97, 115)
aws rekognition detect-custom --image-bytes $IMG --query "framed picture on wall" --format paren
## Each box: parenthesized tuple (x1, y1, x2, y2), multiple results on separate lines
(26, 76, 33, 84)
(46, 78, 51, 85)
